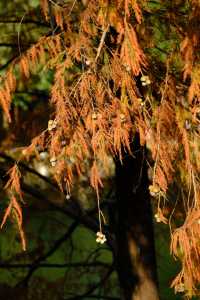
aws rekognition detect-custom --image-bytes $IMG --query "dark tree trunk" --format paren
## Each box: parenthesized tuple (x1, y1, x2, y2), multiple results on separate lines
(114, 137, 159, 300)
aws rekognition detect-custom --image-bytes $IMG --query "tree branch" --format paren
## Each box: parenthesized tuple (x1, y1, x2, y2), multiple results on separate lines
(17, 220, 79, 286)
(0, 261, 110, 269)
(0, 153, 116, 253)
(0, 152, 54, 187)
(62, 266, 114, 300)
(0, 55, 17, 71)
(21, 181, 115, 252)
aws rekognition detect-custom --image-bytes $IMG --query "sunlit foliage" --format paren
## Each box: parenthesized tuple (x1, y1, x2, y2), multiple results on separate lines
(0, 0, 200, 296)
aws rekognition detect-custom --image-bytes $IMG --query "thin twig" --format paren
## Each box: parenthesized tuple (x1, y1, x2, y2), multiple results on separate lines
(95, 25, 109, 63)
(68, 0, 77, 16)
(17, 12, 27, 57)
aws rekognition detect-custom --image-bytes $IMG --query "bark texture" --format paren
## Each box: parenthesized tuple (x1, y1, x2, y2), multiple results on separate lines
(115, 138, 159, 300)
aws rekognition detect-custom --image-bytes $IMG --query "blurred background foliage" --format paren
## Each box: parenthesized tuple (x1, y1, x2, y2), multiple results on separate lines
(0, 189, 182, 300)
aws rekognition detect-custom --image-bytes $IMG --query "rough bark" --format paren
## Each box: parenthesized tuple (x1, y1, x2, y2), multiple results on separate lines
(114, 138, 159, 300)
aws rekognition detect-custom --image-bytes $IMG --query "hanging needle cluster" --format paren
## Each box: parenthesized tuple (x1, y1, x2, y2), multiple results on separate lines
(0, 0, 200, 295)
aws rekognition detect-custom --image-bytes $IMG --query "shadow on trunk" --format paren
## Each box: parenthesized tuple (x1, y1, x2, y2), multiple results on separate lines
(114, 136, 159, 300)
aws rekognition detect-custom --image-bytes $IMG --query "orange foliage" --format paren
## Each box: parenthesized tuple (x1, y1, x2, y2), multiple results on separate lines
(0, 0, 200, 295)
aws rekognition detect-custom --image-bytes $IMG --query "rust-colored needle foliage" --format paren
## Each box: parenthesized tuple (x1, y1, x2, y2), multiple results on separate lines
(0, 0, 200, 296)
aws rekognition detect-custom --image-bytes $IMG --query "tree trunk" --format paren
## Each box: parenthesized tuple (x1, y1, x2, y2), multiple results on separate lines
(114, 138, 159, 300)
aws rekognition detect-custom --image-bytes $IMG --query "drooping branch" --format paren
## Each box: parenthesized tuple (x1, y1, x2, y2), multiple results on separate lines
(0, 153, 115, 253)
(0, 156, 116, 287)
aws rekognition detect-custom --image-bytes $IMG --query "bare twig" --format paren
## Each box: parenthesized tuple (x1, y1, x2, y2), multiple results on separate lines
(95, 25, 109, 63)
